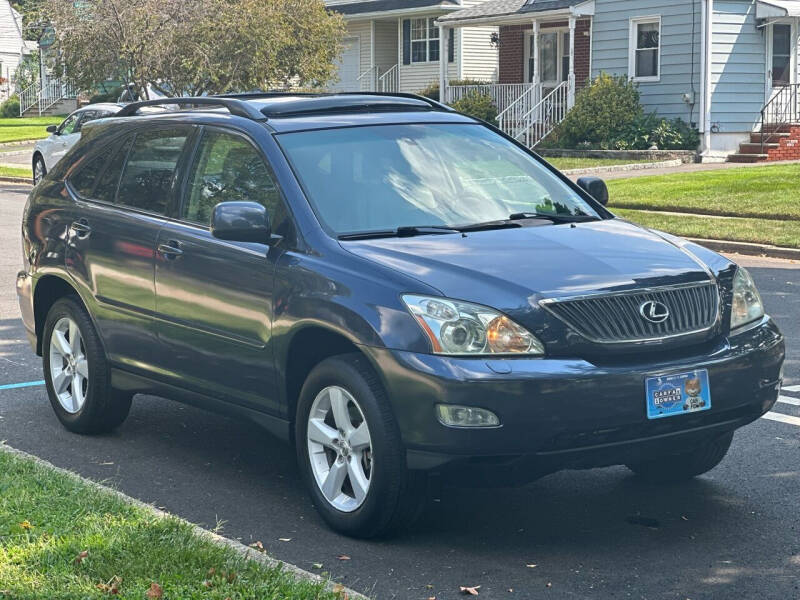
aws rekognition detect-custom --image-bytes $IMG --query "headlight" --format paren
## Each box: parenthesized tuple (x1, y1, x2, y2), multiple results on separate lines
(730, 267, 764, 330)
(402, 295, 545, 356)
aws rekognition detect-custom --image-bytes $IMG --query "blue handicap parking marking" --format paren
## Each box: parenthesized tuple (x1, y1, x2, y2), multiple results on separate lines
(0, 380, 45, 391)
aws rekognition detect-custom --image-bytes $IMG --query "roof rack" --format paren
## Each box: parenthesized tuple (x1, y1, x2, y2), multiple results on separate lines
(115, 97, 267, 120)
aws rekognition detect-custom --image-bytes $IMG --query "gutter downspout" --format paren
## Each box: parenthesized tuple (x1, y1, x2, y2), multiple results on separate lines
(702, 0, 713, 157)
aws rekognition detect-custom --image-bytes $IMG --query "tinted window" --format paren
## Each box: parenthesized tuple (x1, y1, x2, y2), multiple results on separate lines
(183, 130, 280, 225)
(94, 136, 133, 203)
(70, 152, 108, 198)
(117, 128, 189, 214)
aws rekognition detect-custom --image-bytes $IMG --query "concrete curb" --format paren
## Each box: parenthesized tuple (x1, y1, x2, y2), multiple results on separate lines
(0, 176, 31, 184)
(0, 139, 40, 149)
(687, 237, 800, 261)
(561, 159, 682, 176)
(0, 443, 369, 600)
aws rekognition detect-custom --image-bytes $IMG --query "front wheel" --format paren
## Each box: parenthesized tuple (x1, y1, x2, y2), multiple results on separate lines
(33, 155, 46, 185)
(42, 297, 132, 434)
(295, 354, 426, 538)
(627, 432, 734, 483)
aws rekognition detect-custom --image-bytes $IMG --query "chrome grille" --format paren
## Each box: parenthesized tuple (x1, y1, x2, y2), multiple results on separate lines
(540, 282, 720, 344)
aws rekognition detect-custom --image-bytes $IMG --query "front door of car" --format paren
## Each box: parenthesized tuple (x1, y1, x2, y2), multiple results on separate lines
(65, 126, 193, 377)
(153, 127, 288, 415)
(50, 112, 82, 167)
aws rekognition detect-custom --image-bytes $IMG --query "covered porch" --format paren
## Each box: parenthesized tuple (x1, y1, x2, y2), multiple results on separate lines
(437, 0, 594, 146)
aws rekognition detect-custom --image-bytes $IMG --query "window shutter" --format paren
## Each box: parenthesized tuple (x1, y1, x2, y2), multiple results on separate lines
(448, 29, 455, 63)
(403, 20, 411, 65)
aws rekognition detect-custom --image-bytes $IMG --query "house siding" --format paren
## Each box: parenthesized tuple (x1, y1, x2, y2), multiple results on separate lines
(459, 0, 499, 81)
(710, 0, 766, 133)
(344, 21, 372, 88)
(374, 20, 398, 69)
(591, 0, 702, 125)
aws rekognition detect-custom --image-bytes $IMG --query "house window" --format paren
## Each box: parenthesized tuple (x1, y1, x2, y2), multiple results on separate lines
(772, 24, 792, 86)
(410, 18, 439, 63)
(629, 16, 660, 81)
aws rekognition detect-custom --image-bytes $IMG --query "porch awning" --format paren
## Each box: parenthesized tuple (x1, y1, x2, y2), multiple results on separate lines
(756, 0, 800, 19)
(438, 0, 594, 27)
(329, 0, 458, 17)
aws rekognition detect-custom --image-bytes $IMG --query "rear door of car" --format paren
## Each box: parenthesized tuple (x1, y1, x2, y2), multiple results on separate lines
(153, 126, 290, 414)
(65, 124, 195, 377)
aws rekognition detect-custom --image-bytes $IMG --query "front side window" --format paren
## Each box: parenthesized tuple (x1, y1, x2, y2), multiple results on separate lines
(59, 114, 79, 135)
(116, 128, 189, 214)
(409, 18, 439, 63)
(183, 130, 281, 225)
(278, 124, 600, 236)
(94, 136, 134, 203)
(630, 17, 660, 81)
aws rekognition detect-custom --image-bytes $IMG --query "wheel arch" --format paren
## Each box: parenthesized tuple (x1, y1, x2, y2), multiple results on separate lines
(32, 274, 86, 355)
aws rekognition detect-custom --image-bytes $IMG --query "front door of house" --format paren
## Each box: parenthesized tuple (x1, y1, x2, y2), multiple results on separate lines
(766, 22, 795, 100)
(526, 29, 570, 92)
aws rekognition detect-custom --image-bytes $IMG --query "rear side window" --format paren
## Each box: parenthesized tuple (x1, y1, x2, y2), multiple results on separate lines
(70, 152, 108, 198)
(116, 128, 189, 214)
(183, 130, 280, 225)
(94, 136, 134, 203)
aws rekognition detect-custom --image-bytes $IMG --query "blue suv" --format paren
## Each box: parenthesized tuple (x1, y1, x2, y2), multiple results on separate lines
(17, 94, 785, 537)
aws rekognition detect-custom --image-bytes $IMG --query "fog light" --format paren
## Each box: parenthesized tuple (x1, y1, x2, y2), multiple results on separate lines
(436, 404, 500, 428)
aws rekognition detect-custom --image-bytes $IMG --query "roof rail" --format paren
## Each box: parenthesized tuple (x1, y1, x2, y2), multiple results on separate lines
(115, 97, 267, 120)
(332, 92, 453, 113)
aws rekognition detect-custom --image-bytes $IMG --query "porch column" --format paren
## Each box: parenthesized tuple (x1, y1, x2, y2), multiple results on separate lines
(531, 20, 540, 90)
(568, 16, 576, 108)
(439, 25, 449, 104)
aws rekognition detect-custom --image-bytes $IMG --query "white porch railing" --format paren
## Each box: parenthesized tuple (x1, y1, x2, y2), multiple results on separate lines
(378, 64, 398, 94)
(357, 65, 380, 92)
(497, 85, 541, 140)
(20, 78, 78, 116)
(517, 81, 569, 147)
(446, 82, 534, 116)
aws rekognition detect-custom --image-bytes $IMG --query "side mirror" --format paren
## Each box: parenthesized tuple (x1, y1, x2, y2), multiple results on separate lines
(576, 176, 609, 206)
(211, 201, 271, 244)
(46, 125, 58, 134)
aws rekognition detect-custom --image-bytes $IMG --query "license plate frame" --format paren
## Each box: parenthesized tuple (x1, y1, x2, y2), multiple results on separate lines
(645, 369, 711, 420)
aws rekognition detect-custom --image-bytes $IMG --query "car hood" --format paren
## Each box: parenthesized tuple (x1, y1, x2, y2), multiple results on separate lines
(340, 219, 715, 310)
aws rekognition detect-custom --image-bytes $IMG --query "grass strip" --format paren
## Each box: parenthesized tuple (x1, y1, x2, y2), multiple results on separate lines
(607, 164, 800, 221)
(614, 209, 800, 249)
(0, 165, 31, 178)
(545, 157, 656, 170)
(0, 117, 64, 144)
(0, 448, 344, 599)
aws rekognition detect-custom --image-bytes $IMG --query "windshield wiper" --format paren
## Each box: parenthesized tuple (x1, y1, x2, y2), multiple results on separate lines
(338, 225, 460, 241)
(454, 220, 523, 233)
(508, 212, 601, 224)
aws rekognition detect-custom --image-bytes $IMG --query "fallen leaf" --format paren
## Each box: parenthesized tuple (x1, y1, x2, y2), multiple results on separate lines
(19, 520, 32, 530)
(508, 589, 514, 593)
(312, 562, 323, 569)
(145, 582, 163, 599)
(278, 537, 292, 542)
(546, 582, 552, 588)
(681, 515, 689, 521)
(226, 572, 237, 584)
(337, 555, 351, 561)
(74, 550, 89, 564)
(207, 567, 216, 576)
(96, 576, 122, 595)
(202, 580, 213, 588)
(526, 564, 537, 568)
(249, 541, 266, 552)
(460, 585, 481, 595)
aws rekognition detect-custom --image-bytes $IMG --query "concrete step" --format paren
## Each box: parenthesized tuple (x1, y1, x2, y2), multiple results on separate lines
(727, 153, 769, 163)
(739, 142, 779, 154)
(761, 123, 800, 134)
(750, 132, 790, 143)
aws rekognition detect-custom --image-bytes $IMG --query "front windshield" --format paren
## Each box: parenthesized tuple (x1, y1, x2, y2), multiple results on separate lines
(277, 123, 601, 235)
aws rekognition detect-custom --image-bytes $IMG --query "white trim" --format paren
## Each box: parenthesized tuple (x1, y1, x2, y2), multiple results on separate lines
(524, 25, 570, 85)
(370, 20, 376, 71)
(765, 19, 797, 104)
(703, 0, 713, 156)
(438, 0, 594, 28)
(458, 25, 464, 78)
(344, 4, 460, 22)
(588, 16, 594, 78)
(628, 15, 662, 83)
(406, 16, 441, 64)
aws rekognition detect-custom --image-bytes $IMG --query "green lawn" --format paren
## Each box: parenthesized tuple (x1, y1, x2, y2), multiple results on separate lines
(0, 116, 64, 144)
(545, 157, 658, 170)
(615, 209, 800, 249)
(0, 165, 31, 178)
(0, 449, 342, 599)
(607, 164, 800, 220)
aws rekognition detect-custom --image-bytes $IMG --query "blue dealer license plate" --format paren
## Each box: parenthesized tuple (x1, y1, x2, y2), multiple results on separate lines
(645, 370, 711, 420)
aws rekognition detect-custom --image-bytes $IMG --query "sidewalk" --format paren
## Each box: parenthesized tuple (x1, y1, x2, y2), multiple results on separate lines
(567, 158, 800, 180)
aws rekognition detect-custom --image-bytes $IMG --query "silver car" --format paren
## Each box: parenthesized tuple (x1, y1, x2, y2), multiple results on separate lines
(32, 103, 123, 184)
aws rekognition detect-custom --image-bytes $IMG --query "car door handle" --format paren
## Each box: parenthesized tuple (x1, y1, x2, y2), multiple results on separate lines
(157, 241, 184, 259)
(70, 219, 91, 238)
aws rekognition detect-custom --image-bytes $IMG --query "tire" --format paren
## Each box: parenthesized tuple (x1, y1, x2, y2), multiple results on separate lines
(33, 155, 46, 185)
(295, 353, 426, 538)
(42, 296, 132, 434)
(626, 432, 734, 483)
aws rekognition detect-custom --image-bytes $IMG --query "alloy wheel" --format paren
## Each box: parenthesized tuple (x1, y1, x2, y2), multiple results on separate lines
(33, 159, 45, 185)
(48, 317, 89, 414)
(307, 385, 373, 512)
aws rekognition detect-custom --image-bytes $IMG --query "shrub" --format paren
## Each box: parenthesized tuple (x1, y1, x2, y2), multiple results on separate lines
(89, 86, 123, 104)
(419, 79, 492, 102)
(0, 95, 20, 118)
(450, 90, 498, 126)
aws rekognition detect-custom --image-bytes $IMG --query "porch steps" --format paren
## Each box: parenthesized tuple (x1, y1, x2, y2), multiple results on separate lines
(728, 123, 800, 163)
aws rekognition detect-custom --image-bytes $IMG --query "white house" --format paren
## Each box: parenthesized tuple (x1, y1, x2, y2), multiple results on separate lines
(0, 0, 35, 101)
(325, 0, 500, 93)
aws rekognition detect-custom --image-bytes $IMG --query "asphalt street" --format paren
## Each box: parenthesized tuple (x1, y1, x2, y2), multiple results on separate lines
(0, 184, 798, 599)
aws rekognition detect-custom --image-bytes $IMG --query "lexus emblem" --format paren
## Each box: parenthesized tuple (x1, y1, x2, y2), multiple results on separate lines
(639, 300, 670, 324)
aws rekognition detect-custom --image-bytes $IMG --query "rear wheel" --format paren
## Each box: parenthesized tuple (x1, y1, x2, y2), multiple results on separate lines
(33, 155, 46, 185)
(295, 354, 426, 538)
(43, 297, 132, 434)
(627, 432, 733, 482)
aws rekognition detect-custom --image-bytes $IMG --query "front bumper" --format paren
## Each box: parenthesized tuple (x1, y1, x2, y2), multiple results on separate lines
(363, 317, 784, 482)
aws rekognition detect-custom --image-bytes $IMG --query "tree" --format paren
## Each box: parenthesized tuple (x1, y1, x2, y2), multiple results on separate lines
(40, 0, 345, 97)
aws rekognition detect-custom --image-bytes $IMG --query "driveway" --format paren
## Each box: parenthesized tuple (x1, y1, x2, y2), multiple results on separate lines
(1, 184, 798, 599)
